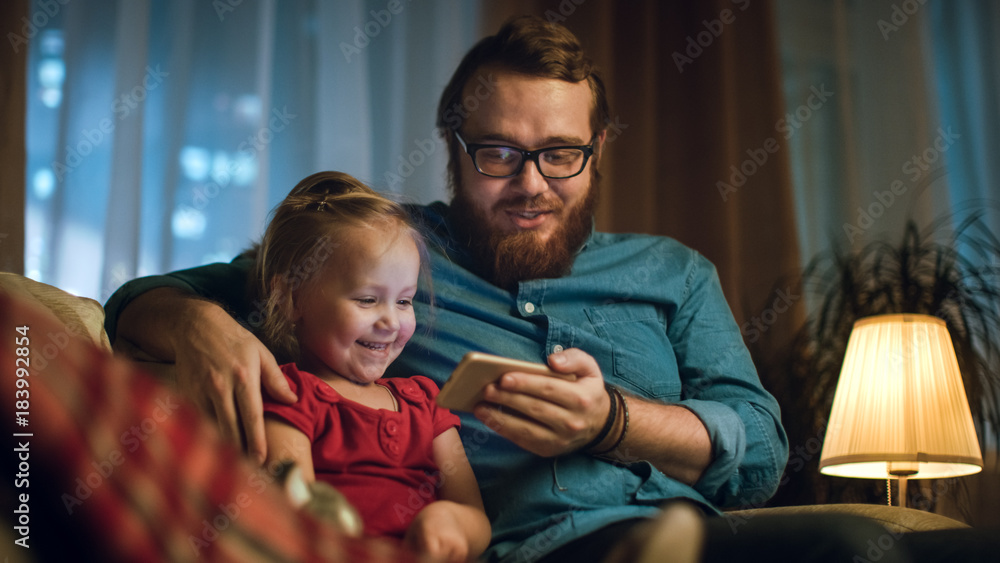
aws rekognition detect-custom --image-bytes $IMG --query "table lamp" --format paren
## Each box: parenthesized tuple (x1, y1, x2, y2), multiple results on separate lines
(819, 314, 983, 507)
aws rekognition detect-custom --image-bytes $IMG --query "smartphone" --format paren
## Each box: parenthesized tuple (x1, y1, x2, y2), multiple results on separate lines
(435, 351, 562, 412)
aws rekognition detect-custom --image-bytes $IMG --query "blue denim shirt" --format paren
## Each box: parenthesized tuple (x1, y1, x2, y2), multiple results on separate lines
(105, 201, 788, 563)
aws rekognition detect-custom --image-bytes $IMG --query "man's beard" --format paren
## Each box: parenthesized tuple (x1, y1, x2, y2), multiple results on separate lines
(449, 172, 598, 290)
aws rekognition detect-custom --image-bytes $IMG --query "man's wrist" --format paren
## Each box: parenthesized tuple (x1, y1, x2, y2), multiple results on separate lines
(591, 386, 629, 457)
(584, 384, 626, 454)
(168, 293, 232, 347)
(581, 383, 616, 452)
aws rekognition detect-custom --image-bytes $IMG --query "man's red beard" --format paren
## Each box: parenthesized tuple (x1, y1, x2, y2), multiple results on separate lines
(449, 172, 598, 290)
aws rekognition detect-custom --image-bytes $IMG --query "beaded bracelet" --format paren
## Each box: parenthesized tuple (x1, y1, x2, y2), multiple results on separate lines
(582, 383, 617, 452)
(592, 386, 629, 456)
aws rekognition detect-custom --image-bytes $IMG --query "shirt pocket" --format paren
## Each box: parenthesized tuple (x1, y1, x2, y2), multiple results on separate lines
(585, 302, 681, 401)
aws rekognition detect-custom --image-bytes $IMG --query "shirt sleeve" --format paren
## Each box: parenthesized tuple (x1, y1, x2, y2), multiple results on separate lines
(669, 253, 789, 508)
(262, 364, 318, 442)
(103, 254, 255, 344)
(410, 375, 461, 437)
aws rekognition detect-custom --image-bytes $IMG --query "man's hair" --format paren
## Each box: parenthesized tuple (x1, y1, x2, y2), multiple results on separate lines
(436, 15, 610, 191)
(247, 171, 425, 364)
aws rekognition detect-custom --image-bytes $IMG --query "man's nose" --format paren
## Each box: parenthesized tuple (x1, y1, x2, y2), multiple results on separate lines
(510, 158, 549, 197)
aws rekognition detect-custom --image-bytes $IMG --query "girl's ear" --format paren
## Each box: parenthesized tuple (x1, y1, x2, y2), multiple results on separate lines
(269, 275, 301, 323)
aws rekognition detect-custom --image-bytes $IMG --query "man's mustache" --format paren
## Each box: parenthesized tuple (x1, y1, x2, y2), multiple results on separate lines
(493, 194, 564, 213)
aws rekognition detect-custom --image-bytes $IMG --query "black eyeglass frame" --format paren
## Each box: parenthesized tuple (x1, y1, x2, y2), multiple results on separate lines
(454, 130, 597, 179)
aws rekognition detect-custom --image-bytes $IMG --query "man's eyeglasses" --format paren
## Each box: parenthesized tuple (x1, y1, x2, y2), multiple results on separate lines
(454, 131, 595, 179)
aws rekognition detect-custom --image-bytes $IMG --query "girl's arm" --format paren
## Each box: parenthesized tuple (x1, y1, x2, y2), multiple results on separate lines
(265, 417, 366, 537)
(404, 427, 491, 562)
(433, 428, 487, 514)
(264, 417, 316, 482)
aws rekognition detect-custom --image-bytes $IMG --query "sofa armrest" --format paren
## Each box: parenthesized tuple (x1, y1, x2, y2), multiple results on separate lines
(725, 503, 969, 534)
(0, 272, 111, 353)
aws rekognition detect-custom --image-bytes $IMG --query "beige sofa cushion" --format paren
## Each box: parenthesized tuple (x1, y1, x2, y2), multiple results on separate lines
(726, 503, 970, 534)
(0, 272, 111, 353)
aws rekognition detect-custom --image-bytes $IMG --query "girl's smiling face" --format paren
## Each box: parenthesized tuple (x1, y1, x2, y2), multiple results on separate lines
(293, 225, 419, 384)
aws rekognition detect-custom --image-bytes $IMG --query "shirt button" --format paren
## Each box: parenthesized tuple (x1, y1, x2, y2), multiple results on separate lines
(552, 344, 564, 353)
(524, 302, 536, 314)
(385, 420, 399, 435)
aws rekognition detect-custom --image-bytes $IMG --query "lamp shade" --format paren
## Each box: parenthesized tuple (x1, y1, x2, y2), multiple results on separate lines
(819, 314, 983, 480)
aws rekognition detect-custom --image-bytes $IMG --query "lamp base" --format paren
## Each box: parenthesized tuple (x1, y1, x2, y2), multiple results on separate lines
(887, 474, 912, 508)
(887, 464, 917, 508)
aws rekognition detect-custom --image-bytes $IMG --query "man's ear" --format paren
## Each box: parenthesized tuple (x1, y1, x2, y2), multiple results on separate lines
(593, 129, 608, 165)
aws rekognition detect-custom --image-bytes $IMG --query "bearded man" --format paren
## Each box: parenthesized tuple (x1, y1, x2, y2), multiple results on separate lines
(107, 15, 810, 563)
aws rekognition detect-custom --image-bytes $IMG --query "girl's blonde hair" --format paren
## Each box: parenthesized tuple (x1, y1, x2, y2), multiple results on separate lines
(248, 171, 424, 364)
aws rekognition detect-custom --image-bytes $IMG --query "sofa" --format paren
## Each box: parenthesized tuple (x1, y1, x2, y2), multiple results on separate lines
(0, 272, 970, 561)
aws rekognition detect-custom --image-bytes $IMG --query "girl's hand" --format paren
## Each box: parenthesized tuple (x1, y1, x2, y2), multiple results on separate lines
(403, 501, 474, 563)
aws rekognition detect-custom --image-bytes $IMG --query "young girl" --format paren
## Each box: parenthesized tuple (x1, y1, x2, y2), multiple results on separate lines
(252, 171, 490, 562)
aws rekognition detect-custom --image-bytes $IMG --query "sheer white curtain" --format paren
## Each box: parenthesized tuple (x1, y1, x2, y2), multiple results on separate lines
(928, 0, 1000, 237)
(24, 0, 481, 302)
(775, 0, 1000, 268)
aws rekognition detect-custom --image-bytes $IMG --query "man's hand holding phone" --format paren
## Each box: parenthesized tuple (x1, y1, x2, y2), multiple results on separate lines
(436, 352, 567, 411)
(439, 349, 612, 458)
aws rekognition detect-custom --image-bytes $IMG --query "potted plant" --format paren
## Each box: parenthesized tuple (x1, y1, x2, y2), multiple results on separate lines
(757, 211, 1000, 518)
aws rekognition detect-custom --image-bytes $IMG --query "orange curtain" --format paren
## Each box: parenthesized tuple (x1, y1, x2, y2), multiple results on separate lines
(482, 0, 803, 358)
(0, 0, 27, 274)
